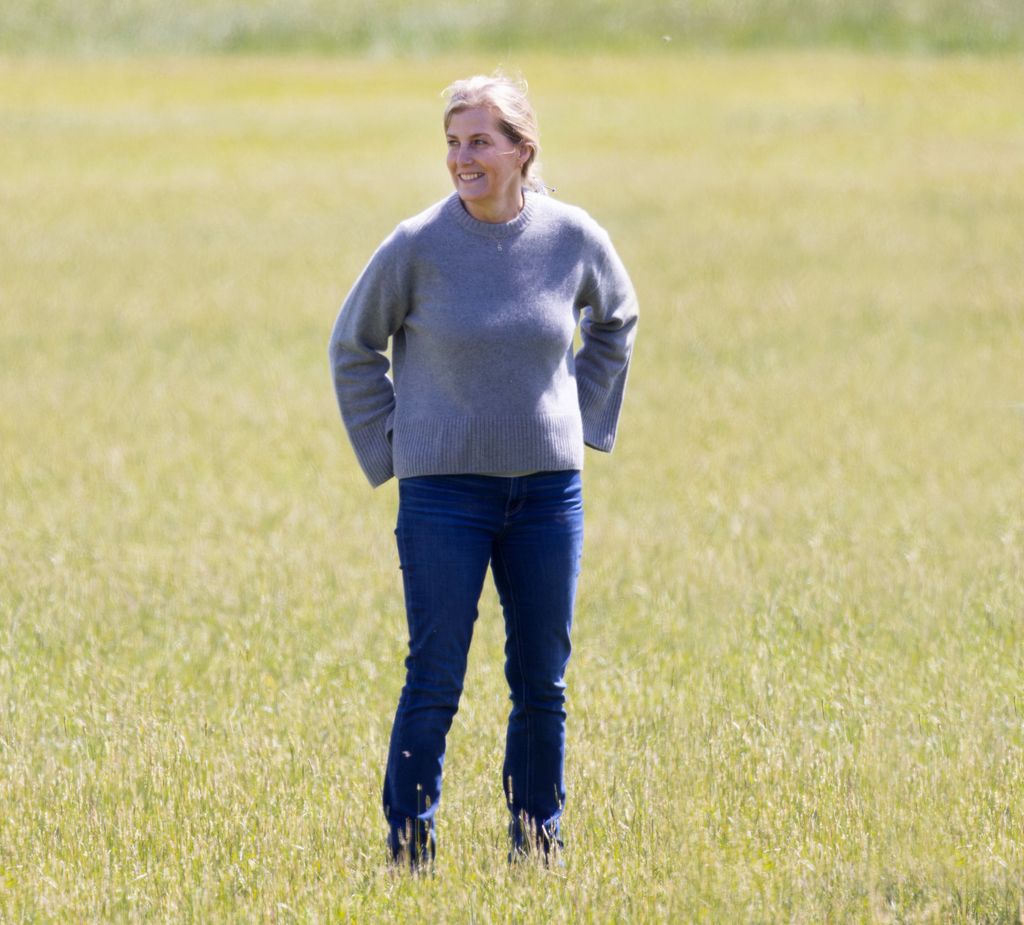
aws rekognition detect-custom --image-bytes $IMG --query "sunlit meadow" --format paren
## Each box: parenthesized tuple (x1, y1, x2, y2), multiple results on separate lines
(1, 50, 1023, 922)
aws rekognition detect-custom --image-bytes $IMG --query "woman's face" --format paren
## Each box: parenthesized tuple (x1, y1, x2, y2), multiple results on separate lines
(446, 107, 525, 223)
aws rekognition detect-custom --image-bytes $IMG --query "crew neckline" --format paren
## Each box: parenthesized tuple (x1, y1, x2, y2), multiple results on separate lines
(445, 190, 537, 239)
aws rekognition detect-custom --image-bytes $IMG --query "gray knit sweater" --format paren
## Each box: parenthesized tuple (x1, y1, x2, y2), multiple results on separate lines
(329, 190, 638, 487)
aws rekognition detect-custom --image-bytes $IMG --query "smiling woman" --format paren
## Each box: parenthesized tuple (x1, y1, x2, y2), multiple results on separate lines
(445, 108, 526, 224)
(328, 71, 638, 870)
(442, 74, 545, 223)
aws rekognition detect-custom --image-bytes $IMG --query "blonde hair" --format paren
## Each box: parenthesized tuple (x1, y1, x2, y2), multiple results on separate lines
(442, 73, 546, 194)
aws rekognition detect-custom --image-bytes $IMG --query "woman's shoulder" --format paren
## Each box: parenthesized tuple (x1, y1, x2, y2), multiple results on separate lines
(530, 192, 610, 237)
(395, 195, 453, 235)
(366, 196, 453, 264)
(529, 193, 617, 257)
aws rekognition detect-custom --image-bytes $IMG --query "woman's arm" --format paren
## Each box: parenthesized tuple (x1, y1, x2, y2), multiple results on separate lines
(575, 229, 639, 451)
(328, 231, 410, 487)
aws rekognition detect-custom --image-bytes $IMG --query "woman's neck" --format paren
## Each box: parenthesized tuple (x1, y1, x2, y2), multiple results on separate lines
(462, 188, 525, 224)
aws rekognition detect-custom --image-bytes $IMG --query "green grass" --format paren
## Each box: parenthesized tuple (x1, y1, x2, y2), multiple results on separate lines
(2, 0, 1024, 55)
(1, 51, 1023, 921)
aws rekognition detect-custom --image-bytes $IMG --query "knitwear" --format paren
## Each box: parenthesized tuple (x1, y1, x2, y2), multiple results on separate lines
(329, 190, 638, 487)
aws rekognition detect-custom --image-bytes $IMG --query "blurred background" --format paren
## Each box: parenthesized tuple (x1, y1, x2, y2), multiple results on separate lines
(3, 0, 1024, 55)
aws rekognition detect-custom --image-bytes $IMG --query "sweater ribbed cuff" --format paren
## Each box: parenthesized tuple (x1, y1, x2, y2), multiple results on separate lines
(349, 422, 395, 487)
(577, 377, 623, 452)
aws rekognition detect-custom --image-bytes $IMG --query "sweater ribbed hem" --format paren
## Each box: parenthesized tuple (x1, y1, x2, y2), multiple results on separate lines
(393, 413, 583, 479)
(443, 191, 537, 239)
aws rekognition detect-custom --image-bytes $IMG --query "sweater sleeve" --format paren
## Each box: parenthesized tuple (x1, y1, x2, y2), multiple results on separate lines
(575, 228, 639, 452)
(328, 230, 410, 487)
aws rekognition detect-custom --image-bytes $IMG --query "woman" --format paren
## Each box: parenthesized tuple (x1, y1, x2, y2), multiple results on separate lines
(329, 73, 638, 867)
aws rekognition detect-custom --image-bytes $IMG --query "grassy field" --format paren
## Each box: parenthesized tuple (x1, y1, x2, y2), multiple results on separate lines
(2, 0, 1024, 54)
(1, 51, 1023, 922)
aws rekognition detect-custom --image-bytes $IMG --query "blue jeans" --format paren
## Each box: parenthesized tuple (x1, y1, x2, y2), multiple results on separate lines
(383, 470, 584, 864)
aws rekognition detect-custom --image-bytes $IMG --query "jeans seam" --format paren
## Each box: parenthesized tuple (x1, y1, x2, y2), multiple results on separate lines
(387, 521, 410, 826)
(496, 547, 531, 819)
